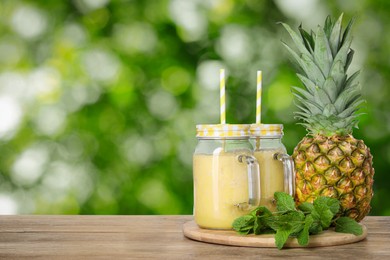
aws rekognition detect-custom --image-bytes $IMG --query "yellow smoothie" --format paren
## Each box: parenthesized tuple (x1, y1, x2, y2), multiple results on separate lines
(193, 151, 251, 229)
(254, 149, 285, 212)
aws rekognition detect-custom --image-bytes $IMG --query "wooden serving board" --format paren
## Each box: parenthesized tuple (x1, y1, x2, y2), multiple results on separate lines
(183, 221, 367, 248)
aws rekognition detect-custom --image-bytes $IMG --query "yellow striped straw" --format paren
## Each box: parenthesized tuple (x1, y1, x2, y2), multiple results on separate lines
(256, 70, 262, 124)
(220, 69, 226, 124)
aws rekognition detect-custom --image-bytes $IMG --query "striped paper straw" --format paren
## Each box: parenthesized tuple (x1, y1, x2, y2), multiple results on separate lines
(256, 70, 262, 124)
(220, 69, 226, 124)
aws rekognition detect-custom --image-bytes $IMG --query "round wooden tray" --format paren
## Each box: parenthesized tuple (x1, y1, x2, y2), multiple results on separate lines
(183, 220, 367, 248)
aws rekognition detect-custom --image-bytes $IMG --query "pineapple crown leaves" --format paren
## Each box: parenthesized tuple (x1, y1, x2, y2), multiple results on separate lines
(281, 14, 365, 137)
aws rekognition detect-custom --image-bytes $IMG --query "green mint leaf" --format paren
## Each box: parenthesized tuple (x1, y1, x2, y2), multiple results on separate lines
(257, 217, 274, 233)
(281, 211, 305, 233)
(251, 206, 273, 218)
(312, 201, 334, 228)
(232, 215, 254, 233)
(275, 226, 292, 250)
(262, 228, 276, 234)
(309, 219, 323, 235)
(258, 206, 273, 217)
(239, 225, 254, 231)
(335, 217, 363, 236)
(297, 214, 314, 246)
(265, 215, 280, 231)
(250, 207, 260, 217)
(267, 211, 305, 234)
(237, 229, 252, 235)
(250, 206, 274, 234)
(314, 196, 340, 215)
(312, 208, 333, 228)
(274, 192, 296, 212)
(254, 218, 263, 235)
(298, 202, 314, 214)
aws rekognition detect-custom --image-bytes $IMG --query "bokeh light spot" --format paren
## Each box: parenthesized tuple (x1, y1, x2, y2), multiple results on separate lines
(74, 0, 110, 13)
(82, 49, 120, 83)
(29, 67, 61, 103)
(0, 96, 23, 140)
(169, 0, 207, 41)
(122, 135, 154, 166)
(147, 90, 178, 120)
(216, 25, 252, 64)
(207, 0, 234, 22)
(61, 23, 87, 47)
(162, 66, 191, 95)
(0, 194, 18, 214)
(275, 0, 326, 25)
(0, 72, 27, 101)
(82, 0, 110, 10)
(11, 144, 50, 186)
(10, 5, 47, 39)
(113, 23, 157, 54)
(33, 105, 66, 136)
(196, 60, 225, 90)
(40, 161, 93, 205)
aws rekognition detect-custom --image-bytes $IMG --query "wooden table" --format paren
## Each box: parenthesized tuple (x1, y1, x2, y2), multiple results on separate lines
(0, 216, 389, 259)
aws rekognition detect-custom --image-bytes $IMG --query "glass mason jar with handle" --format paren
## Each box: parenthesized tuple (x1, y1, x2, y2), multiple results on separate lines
(249, 124, 295, 212)
(193, 124, 261, 230)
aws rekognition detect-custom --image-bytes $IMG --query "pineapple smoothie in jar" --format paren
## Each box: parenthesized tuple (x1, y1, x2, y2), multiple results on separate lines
(249, 124, 295, 212)
(193, 124, 260, 229)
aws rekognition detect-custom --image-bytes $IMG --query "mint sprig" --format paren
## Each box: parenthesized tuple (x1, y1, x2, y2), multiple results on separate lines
(335, 217, 364, 236)
(232, 192, 363, 249)
(274, 191, 296, 212)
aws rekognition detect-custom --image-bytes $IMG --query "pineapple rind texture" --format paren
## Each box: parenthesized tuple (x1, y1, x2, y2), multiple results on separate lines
(293, 135, 374, 222)
(283, 14, 375, 222)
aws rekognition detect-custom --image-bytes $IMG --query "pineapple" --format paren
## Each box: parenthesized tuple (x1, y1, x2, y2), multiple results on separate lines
(281, 14, 374, 222)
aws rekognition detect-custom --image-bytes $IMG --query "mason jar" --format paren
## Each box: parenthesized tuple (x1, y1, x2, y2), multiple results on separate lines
(249, 124, 295, 212)
(193, 124, 260, 230)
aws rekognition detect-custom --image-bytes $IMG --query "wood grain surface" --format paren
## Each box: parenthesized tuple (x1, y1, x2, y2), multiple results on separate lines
(0, 215, 389, 259)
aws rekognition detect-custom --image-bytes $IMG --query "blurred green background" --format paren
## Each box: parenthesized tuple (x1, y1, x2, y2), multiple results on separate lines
(0, 0, 389, 216)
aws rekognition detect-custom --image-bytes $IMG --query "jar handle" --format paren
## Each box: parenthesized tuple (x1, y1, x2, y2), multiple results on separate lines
(236, 155, 261, 211)
(274, 153, 295, 196)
